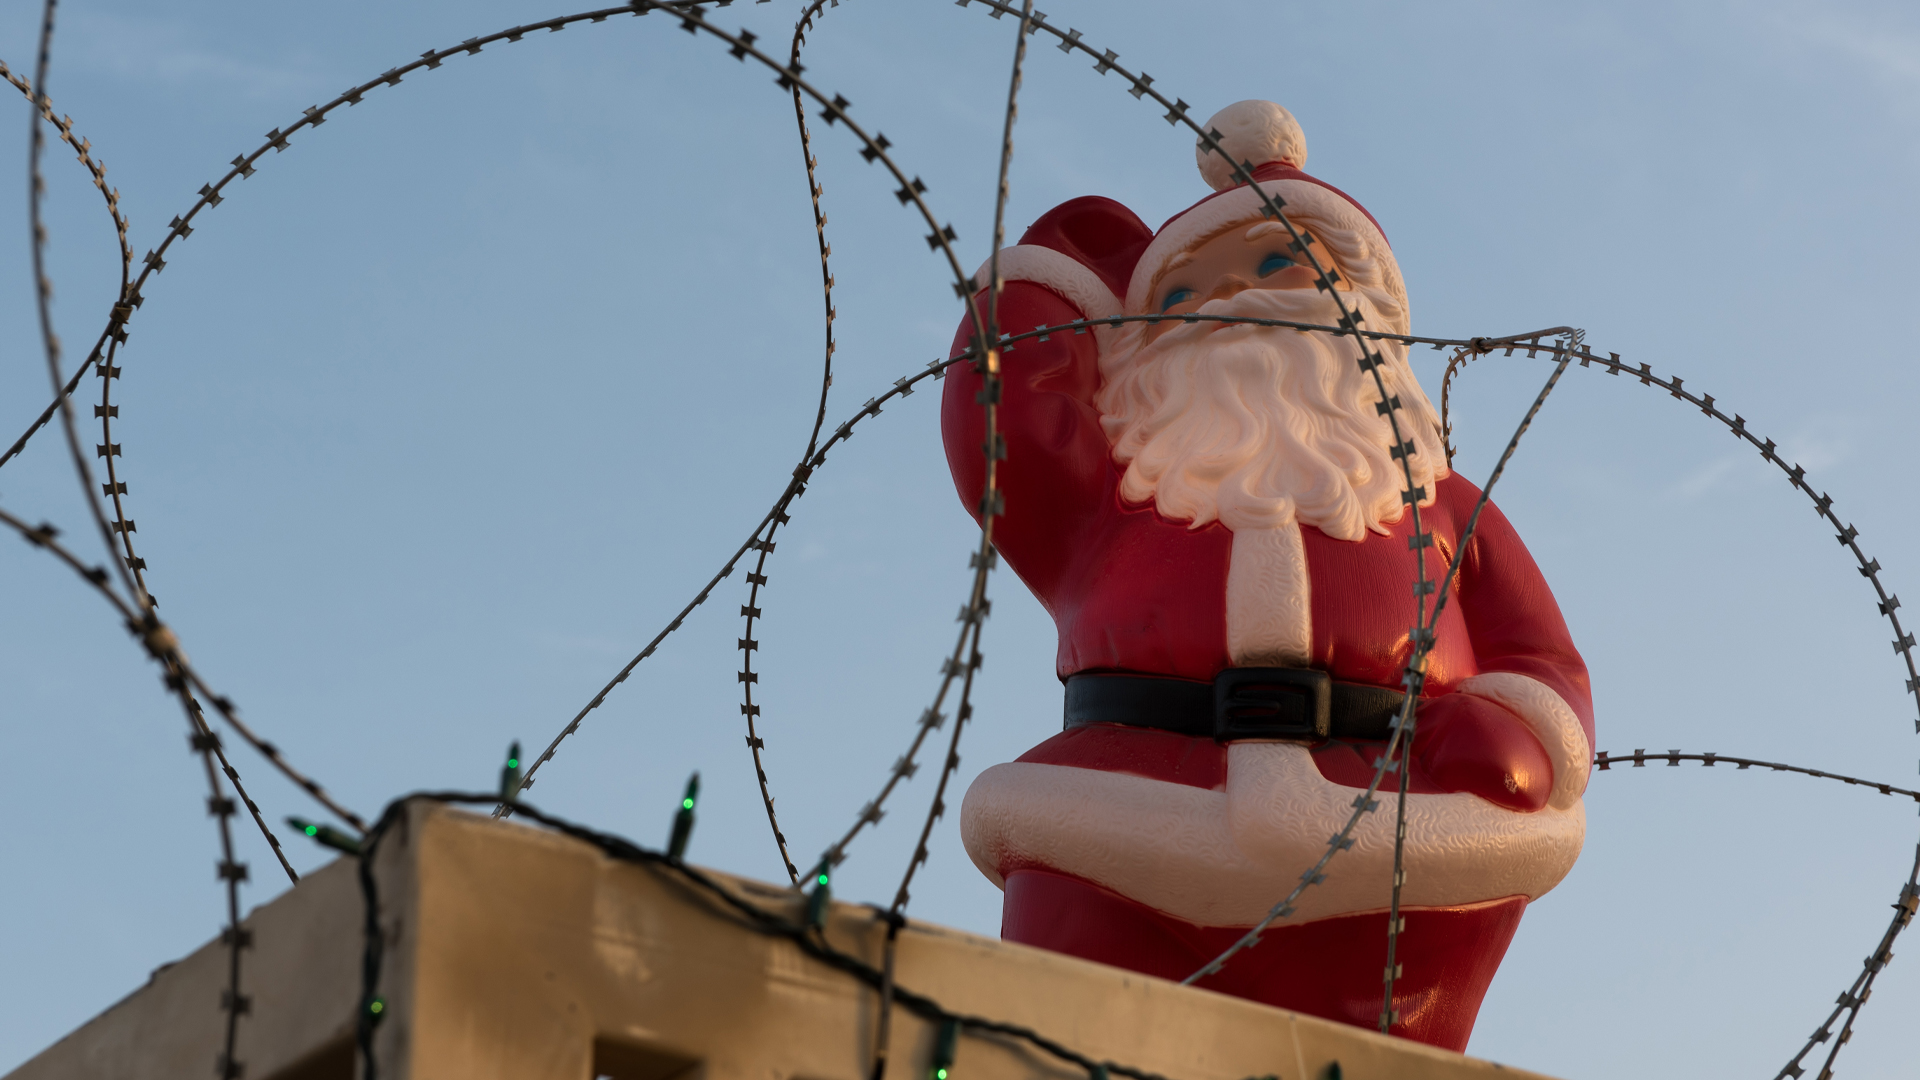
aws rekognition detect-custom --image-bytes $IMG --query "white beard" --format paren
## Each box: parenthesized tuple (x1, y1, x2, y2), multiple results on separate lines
(1095, 284, 1447, 541)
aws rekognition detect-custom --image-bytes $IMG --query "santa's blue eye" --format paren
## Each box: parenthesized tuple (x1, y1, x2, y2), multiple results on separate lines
(1257, 253, 1294, 277)
(1160, 288, 1196, 312)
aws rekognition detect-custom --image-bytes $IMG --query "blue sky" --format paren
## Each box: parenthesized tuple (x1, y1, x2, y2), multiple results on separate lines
(4, 1, 1919, 1076)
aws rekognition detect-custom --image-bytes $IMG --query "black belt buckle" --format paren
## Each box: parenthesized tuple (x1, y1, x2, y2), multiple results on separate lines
(1213, 667, 1332, 742)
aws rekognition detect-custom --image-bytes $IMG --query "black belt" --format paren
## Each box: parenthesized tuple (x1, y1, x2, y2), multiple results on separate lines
(1063, 668, 1407, 742)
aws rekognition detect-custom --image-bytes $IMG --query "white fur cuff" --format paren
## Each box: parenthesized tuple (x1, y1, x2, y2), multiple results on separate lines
(1453, 672, 1591, 811)
(961, 740, 1586, 927)
(971, 245, 1123, 326)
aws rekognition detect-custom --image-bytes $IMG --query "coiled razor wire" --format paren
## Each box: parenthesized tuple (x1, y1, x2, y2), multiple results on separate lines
(23, 6, 245, 1077)
(6, 1, 1919, 1077)
(720, 0, 852, 889)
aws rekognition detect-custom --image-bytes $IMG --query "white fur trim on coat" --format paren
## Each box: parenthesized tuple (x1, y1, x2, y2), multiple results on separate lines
(1225, 525, 1311, 667)
(960, 743, 1585, 927)
(1454, 672, 1592, 811)
(972, 246, 1123, 324)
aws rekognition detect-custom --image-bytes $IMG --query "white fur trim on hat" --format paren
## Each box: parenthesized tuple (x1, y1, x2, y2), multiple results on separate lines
(971, 245, 1123, 322)
(1196, 100, 1307, 191)
(1123, 179, 1404, 324)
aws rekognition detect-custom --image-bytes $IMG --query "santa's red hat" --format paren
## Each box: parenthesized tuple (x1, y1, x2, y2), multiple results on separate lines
(974, 100, 1406, 334)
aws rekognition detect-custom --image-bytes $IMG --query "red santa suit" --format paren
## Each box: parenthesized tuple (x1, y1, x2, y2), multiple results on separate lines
(941, 102, 1593, 1052)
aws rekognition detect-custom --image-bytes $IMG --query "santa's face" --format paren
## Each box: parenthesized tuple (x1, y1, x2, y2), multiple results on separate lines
(1096, 246, 1445, 541)
(1143, 221, 1351, 345)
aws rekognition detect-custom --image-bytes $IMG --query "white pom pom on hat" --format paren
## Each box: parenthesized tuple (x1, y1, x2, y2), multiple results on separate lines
(1195, 100, 1307, 191)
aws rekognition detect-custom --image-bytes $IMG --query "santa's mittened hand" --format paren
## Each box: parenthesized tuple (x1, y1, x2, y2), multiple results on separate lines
(1410, 694, 1553, 813)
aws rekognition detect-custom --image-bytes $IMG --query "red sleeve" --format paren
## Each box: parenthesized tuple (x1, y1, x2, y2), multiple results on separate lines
(942, 283, 1112, 606)
(1443, 473, 1595, 748)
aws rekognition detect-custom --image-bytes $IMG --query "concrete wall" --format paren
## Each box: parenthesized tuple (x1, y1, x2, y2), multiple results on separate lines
(6, 802, 1560, 1080)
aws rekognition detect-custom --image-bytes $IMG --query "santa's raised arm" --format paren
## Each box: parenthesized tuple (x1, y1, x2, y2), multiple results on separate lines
(940, 101, 1593, 1051)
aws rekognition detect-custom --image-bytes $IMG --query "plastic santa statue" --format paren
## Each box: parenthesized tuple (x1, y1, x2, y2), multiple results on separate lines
(942, 101, 1593, 1051)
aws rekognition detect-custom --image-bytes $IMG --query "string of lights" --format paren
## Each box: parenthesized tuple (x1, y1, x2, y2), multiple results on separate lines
(348, 791, 1230, 1080)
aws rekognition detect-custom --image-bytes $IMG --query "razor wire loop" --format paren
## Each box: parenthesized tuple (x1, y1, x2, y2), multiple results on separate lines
(0, 491, 378, 1069)
(2, 57, 300, 888)
(0, 57, 131, 314)
(4, 35, 366, 841)
(1511, 345, 1920, 729)
(1451, 340, 1920, 1077)
(501, 1, 997, 829)
(7, 10, 760, 843)
(1595, 749, 1920, 801)
(885, 0, 1035, 923)
(1379, 329, 1579, 1022)
(8, 0, 1914, 1070)
(0, 504, 371, 838)
(5, 0, 999, 839)
(14, 0, 1016, 887)
(1588, 737, 1920, 1073)
(181, 669, 302, 886)
(862, 7, 1033, 1075)
(1438, 344, 1481, 466)
(0, 58, 132, 476)
(1771, 845, 1919, 1080)
(1, 57, 150, 620)
(725, 0, 852, 889)
(23, 13, 258, 1071)
(1, 5, 662, 476)
(21, 8, 243, 1045)
(27, 8, 145, 620)
(1435, 332, 1577, 460)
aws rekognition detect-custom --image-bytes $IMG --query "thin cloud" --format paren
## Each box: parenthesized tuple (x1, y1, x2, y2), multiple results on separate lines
(1762, 5, 1920, 116)
(66, 11, 331, 100)
(1666, 420, 1851, 501)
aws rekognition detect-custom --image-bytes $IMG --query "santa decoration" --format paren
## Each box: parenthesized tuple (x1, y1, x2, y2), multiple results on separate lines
(941, 101, 1593, 1051)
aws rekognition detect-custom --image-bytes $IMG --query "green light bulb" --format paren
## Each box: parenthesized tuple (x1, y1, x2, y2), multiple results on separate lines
(818, 873, 830, 886)
(304, 824, 318, 837)
(507, 757, 519, 769)
(668, 771, 700, 861)
(936, 1070, 948, 1079)
(368, 998, 385, 1015)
